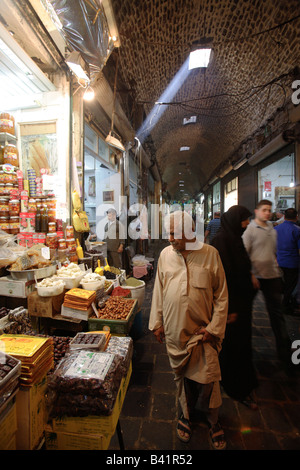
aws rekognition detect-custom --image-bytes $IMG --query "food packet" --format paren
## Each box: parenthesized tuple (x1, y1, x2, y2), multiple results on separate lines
(47, 350, 123, 417)
(105, 336, 133, 375)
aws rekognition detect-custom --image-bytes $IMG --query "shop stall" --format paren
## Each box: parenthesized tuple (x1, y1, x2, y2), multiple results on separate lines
(0, 202, 145, 450)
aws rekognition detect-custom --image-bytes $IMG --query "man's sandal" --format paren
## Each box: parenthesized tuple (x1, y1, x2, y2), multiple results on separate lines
(176, 414, 191, 443)
(209, 422, 226, 450)
(239, 394, 258, 410)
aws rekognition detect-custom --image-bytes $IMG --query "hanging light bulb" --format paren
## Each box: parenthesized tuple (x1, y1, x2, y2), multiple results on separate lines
(83, 86, 95, 101)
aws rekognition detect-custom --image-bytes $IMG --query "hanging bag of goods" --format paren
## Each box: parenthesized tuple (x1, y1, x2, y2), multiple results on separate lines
(71, 190, 90, 232)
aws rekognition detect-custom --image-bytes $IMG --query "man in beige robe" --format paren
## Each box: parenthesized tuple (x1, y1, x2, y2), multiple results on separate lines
(149, 211, 228, 449)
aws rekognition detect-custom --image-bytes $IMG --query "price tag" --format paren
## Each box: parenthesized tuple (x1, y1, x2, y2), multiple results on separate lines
(41, 247, 50, 260)
(92, 302, 100, 318)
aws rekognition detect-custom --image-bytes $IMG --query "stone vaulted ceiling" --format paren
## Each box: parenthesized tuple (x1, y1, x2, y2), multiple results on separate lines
(108, 0, 300, 199)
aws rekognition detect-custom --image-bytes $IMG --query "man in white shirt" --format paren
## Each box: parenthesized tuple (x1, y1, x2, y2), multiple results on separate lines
(242, 200, 292, 370)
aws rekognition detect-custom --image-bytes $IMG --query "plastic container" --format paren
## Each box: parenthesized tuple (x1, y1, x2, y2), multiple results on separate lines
(123, 278, 145, 310)
(36, 282, 65, 297)
(56, 273, 85, 289)
(80, 278, 106, 291)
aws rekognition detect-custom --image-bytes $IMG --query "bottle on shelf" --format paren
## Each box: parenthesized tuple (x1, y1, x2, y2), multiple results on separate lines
(35, 204, 41, 232)
(41, 204, 48, 233)
(76, 239, 84, 258)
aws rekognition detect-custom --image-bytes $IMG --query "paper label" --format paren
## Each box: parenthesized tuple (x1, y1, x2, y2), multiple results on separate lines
(42, 247, 50, 260)
(64, 351, 114, 381)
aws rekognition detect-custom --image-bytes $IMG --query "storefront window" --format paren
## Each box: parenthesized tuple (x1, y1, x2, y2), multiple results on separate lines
(206, 193, 212, 223)
(224, 177, 238, 212)
(84, 123, 121, 239)
(212, 181, 220, 214)
(258, 153, 295, 212)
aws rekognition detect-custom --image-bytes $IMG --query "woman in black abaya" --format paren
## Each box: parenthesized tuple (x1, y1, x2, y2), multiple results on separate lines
(211, 205, 258, 409)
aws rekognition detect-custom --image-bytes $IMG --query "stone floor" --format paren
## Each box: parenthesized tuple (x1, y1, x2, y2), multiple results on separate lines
(109, 241, 300, 451)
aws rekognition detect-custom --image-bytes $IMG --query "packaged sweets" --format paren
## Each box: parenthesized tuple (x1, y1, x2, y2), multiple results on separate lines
(47, 350, 123, 417)
(105, 336, 133, 375)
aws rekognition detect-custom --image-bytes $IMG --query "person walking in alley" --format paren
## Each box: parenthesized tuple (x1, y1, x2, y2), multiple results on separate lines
(211, 205, 258, 409)
(204, 211, 221, 244)
(104, 208, 125, 268)
(274, 208, 300, 316)
(242, 200, 292, 372)
(149, 211, 228, 449)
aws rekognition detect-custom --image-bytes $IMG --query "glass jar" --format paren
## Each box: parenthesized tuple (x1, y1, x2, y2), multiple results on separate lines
(0, 172, 4, 184)
(58, 238, 67, 250)
(66, 225, 74, 239)
(48, 222, 56, 233)
(0, 199, 9, 217)
(3, 144, 18, 166)
(48, 209, 56, 223)
(0, 112, 15, 135)
(47, 197, 57, 210)
(5, 183, 14, 197)
(0, 184, 5, 196)
(46, 232, 58, 249)
(0, 216, 10, 233)
(66, 238, 76, 252)
(9, 216, 19, 234)
(4, 173, 14, 184)
(28, 198, 37, 212)
(0, 147, 4, 165)
(8, 199, 20, 216)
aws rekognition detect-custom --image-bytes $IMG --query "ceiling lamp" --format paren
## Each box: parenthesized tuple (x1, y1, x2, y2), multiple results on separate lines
(180, 146, 190, 151)
(183, 116, 197, 125)
(66, 51, 90, 85)
(189, 48, 211, 70)
(105, 51, 125, 152)
(83, 85, 95, 101)
(233, 155, 249, 170)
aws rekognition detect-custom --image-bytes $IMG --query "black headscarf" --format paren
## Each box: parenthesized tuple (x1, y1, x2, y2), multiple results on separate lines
(220, 205, 252, 239)
(211, 205, 253, 305)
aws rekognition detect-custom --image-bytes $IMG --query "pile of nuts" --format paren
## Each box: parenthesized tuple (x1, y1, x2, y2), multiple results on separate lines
(96, 297, 135, 320)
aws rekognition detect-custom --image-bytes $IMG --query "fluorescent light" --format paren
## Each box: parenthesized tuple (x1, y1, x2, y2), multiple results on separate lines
(105, 131, 125, 151)
(66, 51, 90, 83)
(180, 146, 190, 151)
(189, 48, 211, 69)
